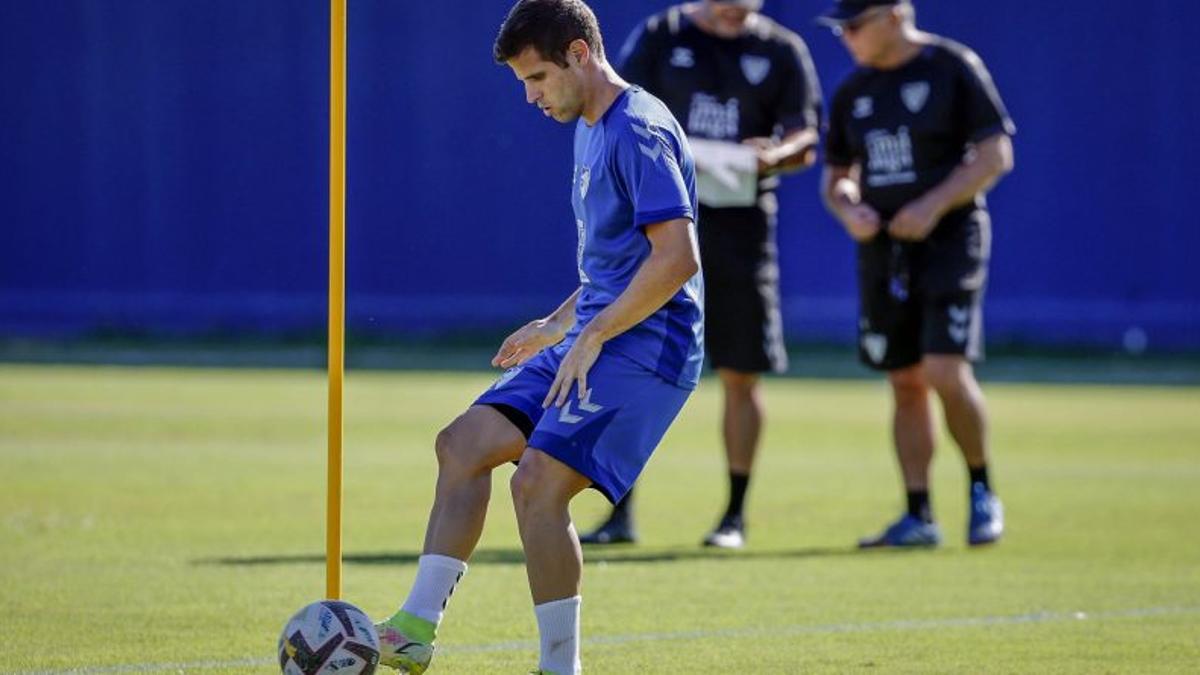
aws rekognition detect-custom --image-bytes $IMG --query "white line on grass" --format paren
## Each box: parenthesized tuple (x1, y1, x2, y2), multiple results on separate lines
(21, 605, 1200, 674)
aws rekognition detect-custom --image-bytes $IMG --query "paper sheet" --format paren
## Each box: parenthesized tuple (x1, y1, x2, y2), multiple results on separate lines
(689, 138, 759, 208)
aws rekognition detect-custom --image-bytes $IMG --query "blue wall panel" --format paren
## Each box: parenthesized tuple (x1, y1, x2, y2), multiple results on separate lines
(2, 1, 1197, 349)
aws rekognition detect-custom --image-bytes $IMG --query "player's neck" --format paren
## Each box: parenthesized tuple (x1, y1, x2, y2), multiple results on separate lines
(871, 28, 926, 70)
(581, 63, 628, 126)
(687, 3, 757, 39)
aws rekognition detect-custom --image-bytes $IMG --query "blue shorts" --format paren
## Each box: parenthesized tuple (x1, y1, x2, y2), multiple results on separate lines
(474, 341, 693, 503)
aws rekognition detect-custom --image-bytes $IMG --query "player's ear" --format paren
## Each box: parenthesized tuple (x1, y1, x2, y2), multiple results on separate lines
(567, 39, 589, 67)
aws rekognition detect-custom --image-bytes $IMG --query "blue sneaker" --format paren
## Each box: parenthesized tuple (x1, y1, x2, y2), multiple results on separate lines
(858, 514, 942, 548)
(968, 483, 1004, 546)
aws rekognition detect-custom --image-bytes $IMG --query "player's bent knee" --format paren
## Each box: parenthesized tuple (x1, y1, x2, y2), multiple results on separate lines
(510, 451, 550, 499)
(509, 462, 553, 521)
(435, 409, 523, 475)
(433, 423, 456, 458)
(509, 465, 534, 513)
(510, 450, 585, 515)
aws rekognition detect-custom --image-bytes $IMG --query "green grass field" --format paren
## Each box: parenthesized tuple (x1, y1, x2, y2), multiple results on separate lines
(2, 363, 1198, 673)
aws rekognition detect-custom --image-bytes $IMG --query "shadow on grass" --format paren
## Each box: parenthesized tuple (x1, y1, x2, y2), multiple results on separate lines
(193, 544, 928, 568)
(194, 549, 521, 567)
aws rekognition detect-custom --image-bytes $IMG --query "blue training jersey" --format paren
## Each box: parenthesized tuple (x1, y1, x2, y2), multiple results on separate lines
(567, 86, 704, 390)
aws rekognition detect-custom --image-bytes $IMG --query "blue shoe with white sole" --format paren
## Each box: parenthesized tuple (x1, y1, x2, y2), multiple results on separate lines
(858, 513, 942, 549)
(968, 483, 1004, 546)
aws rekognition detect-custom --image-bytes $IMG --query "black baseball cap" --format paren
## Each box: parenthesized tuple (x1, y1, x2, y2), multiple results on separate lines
(817, 0, 901, 25)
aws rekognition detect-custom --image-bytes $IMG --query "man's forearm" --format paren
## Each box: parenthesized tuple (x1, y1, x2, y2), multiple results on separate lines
(579, 246, 697, 345)
(917, 135, 1013, 217)
(543, 287, 582, 339)
(821, 166, 860, 218)
(765, 127, 819, 175)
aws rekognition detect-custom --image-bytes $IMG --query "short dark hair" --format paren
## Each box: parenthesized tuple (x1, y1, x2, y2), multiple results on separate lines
(493, 0, 605, 67)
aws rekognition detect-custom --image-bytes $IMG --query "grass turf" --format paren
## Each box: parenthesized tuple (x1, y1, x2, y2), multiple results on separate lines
(1, 364, 1197, 673)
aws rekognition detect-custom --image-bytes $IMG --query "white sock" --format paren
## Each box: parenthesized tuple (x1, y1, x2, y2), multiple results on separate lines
(535, 595, 581, 675)
(400, 554, 468, 625)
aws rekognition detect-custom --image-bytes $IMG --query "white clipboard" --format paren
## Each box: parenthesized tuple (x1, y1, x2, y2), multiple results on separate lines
(689, 138, 759, 208)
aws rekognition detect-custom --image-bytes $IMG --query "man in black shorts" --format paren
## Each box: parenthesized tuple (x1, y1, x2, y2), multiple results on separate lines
(579, 0, 821, 549)
(819, 0, 1014, 547)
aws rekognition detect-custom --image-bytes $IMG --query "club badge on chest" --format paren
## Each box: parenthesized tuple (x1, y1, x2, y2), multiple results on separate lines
(901, 81, 930, 114)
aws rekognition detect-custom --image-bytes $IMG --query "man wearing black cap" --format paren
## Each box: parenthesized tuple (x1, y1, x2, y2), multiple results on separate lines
(818, 0, 1014, 547)
(577, 0, 822, 550)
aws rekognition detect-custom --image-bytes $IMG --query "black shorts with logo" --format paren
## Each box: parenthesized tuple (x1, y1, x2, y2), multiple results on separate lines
(857, 208, 991, 371)
(698, 201, 787, 374)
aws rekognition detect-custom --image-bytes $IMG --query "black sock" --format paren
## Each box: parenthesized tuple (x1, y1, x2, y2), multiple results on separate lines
(723, 472, 750, 523)
(906, 490, 932, 523)
(608, 489, 633, 526)
(968, 465, 991, 491)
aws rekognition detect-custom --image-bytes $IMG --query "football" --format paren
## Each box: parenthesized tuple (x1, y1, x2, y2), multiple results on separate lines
(278, 600, 380, 674)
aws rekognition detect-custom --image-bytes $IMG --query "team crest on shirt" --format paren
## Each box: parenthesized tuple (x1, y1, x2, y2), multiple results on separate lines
(901, 81, 930, 114)
(740, 55, 771, 86)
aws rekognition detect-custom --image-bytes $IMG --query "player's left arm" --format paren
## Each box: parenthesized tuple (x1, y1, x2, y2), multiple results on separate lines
(750, 33, 823, 176)
(493, 287, 581, 368)
(890, 48, 1016, 241)
(542, 218, 698, 407)
(752, 126, 820, 176)
(889, 133, 1014, 241)
(892, 133, 1012, 239)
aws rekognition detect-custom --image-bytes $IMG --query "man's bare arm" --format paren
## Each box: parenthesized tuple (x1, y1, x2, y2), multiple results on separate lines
(889, 133, 1014, 241)
(821, 163, 882, 243)
(753, 126, 821, 176)
(578, 218, 698, 344)
(492, 287, 581, 368)
(920, 133, 1013, 215)
(543, 217, 699, 406)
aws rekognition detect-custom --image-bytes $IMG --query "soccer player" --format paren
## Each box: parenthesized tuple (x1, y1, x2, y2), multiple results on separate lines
(373, 1, 703, 672)
(579, 0, 821, 550)
(818, 0, 1014, 547)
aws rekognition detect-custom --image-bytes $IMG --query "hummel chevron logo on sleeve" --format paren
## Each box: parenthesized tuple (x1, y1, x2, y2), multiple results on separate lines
(630, 123, 663, 163)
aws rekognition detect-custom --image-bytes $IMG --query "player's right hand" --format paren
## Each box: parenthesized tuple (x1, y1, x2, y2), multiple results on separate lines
(840, 203, 882, 243)
(491, 319, 565, 369)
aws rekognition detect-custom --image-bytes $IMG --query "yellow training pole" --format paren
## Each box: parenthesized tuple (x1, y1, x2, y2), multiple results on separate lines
(326, 0, 346, 601)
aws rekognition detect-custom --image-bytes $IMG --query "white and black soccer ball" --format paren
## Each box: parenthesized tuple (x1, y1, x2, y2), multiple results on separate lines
(278, 600, 380, 674)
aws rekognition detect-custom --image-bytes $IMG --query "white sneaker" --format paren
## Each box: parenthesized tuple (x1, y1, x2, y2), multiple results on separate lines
(701, 518, 745, 549)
